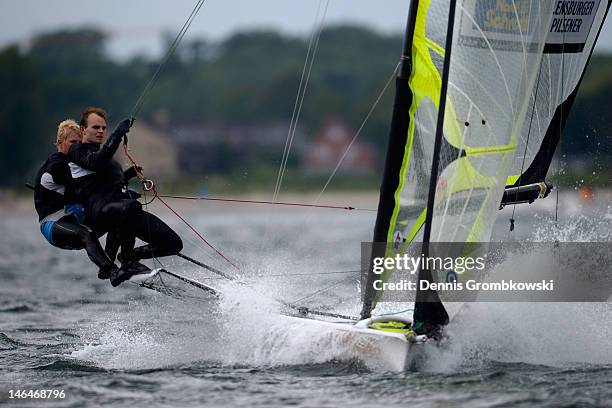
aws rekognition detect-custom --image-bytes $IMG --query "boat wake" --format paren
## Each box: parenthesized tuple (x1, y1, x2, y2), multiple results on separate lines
(69, 277, 365, 370)
(70, 211, 612, 373)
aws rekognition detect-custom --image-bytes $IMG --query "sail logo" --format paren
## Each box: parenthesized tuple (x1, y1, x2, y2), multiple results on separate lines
(457, 0, 603, 53)
(371, 254, 486, 275)
(480, 0, 532, 35)
(545, 0, 602, 53)
(458, 0, 541, 51)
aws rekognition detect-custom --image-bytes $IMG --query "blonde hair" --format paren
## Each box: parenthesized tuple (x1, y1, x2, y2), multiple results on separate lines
(55, 119, 82, 146)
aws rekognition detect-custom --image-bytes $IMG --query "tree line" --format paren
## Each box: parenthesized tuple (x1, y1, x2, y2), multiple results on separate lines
(0, 25, 610, 187)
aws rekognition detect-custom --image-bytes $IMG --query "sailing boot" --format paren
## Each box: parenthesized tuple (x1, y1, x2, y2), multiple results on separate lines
(98, 264, 119, 280)
(118, 245, 159, 263)
(110, 261, 151, 287)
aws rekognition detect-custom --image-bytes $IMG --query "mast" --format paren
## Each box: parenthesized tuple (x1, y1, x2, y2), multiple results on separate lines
(412, 0, 457, 329)
(360, 0, 420, 320)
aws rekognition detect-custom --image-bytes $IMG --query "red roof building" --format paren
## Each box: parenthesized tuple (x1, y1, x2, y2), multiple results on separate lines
(303, 118, 378, 175)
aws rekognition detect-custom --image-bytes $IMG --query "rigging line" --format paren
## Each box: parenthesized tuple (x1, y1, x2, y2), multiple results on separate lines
(176, 252, 357, 319)
(281, 60, 401, 304)
(140, 182, 228, 273)
(131, 0, 207, 118)
(556, 9, 567, 227)
(139, 192, 359, 319)
(154, 191, 240, 270)
(122, 144, 143, 180)
(128, 167, 239, 272)
(255, 270, 360, 278)
(291, 308, 359, 321)
(316, 60, 401, 202)
(275, 0, 329, 200)
(375, 308, 414, 317)
(145, 233, 358, 320)
(510, 67, 544, 232)
(128, 163, 357, 312)
(137, 180, 244, 273)
(177, 253, 236, 280)
(177, 252, 356, 320)
(273, 0, 330, 201)
(156, 194, 375, 211)
(289, 279, 348, 305)
(273, 0, 323, 200)
(141, 178, 171, 272)
(194, 269, 360, 281)
(182, 228, 228, 269)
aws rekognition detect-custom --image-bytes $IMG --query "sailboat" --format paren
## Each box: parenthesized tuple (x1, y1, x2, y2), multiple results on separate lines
(133, 0, 610, 371)
(287, 0, 609, 370)
(363, 0, 611, 326)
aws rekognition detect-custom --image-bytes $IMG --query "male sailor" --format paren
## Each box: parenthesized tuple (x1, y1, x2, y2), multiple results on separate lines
(69, 107, 183, 286)
(34, 119, 120, 278)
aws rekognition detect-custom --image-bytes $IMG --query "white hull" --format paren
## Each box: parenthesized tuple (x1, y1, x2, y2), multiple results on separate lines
(133, 270, 422, 371)
(279, 315, 420, 372)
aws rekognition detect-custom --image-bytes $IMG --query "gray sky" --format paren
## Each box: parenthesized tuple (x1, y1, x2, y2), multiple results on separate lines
(0, 0, 414, 58)
(1, 0, 611, 58)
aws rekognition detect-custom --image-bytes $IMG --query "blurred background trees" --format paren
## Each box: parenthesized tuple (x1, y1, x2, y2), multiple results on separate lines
(0, 25, 610, 189)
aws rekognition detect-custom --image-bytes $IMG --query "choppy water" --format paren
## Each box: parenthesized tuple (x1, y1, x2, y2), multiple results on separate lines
(1, 196, 611, 407)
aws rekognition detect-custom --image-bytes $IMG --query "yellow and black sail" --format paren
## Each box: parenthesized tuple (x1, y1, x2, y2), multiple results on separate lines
(361, 0, 609, 326)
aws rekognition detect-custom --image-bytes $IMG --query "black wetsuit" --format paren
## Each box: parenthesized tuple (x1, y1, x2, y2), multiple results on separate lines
(68, 128, 182, 264)
(33, 152, 117, 274)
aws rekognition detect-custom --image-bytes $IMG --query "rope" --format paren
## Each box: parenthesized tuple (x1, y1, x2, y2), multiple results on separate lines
(112, 0, 363, 321)
(256, 270, 360, 278)
(124, 170, 368, 275)
(375, 308, 413, 317)
(123, 144, 145, 176)
(153, 190, 240, 270)
(289, 280, 347, 305)
(177, 253, 236, 280)
(130, 0, 207, 118)
(509, 66, 543, 233)
(291, 308, 359, 321)
(556, 13, 567, 228)
(120, 155, 240, 272)
(175, 252, 358, 321)
(124, 0, 208, 174)
(316, 60, 401, 201)
(273, 0, 330, 201)
(156, 194, 375, 212)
